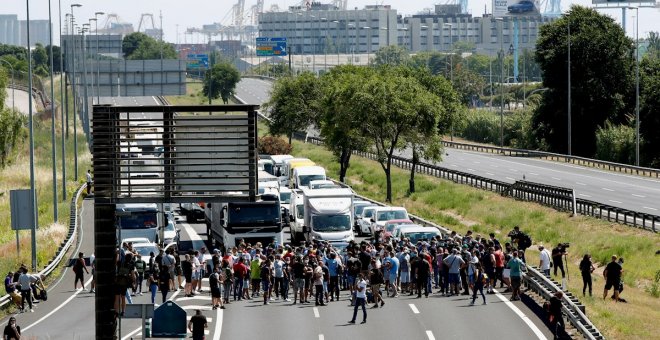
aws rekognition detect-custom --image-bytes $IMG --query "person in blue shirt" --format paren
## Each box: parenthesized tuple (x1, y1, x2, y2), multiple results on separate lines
(506, 250, 526, 301)
(388, 254, 399, 297)
(326, 253, 341, 301)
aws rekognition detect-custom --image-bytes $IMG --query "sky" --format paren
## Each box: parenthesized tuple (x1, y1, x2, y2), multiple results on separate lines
(3, 0, 659, 45)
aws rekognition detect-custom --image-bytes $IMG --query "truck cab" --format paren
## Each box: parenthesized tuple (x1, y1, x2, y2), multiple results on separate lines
(292, 166, 326, 189)
(281, 158, 315, 187)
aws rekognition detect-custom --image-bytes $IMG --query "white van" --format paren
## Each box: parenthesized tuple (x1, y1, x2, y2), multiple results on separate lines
(357, 206, 378, 236)
(292, 166, 326, 189)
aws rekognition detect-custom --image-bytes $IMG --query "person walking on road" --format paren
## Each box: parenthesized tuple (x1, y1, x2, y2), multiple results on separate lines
(507, 251, 525, 301)
(188, 309, 208, 340)
(159, 265, 171, 304)
(209, 266, 223, 310)
(73, 252, 89, 290)
(86, 169, 93, 195)
(348, 273, 367, 324)
(470, 262, 487, 306)
(3, 317, 21, 340)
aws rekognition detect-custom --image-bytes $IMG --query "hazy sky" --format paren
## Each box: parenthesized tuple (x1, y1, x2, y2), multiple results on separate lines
(4, 0, 659, 44)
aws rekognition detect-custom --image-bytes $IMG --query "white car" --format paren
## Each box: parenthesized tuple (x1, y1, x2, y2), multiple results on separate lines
(357, 206, 378, 236)
(161, 219, 180, 246)
(131, 242, 160, 264)
(121, 237, 151, 246)
(370, 207, 409, 237)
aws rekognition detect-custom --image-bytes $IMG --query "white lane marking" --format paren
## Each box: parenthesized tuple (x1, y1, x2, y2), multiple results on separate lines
(602, 188, 615, 192)
(213, 307, 224, 340)
(122, 327, 141, 340)
(23, 277, 93, 332)
(578, 194, 592, 198)
(426, 330, 436, 340)
(486, 172, 495, 176)
(319, 335, 325, 340)
(530, 172, 539, 176)
(609, 200, 622, 204)
(506, 177, 515, 181)
(186, 316, 214, 322)
(409, 304, 420, 314)
(492, 165, 499, 168)
(552, 177, 562, 181)
(493, 290, 547, 339)
(632, 194, 646, 198)
(176, 295, 212, 302)
(467, 168, 475, 171)
(313, 307, 320, 318)
(179, 221, 207, 251)
(474, 161, 481, 164)
(643, 207, 658, 211)
(451, 164, 458, 167)
(575, 182, 586, 186)
(509, 168, 519, 172)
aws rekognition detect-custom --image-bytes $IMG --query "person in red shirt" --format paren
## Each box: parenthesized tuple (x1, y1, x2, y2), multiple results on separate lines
(233, 259, 248, 301)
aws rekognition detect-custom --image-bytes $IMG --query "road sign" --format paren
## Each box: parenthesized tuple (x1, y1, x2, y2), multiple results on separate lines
(256, 37, 287, 57)
(186, 54, 209, 69)
(10, 189, 34, 230)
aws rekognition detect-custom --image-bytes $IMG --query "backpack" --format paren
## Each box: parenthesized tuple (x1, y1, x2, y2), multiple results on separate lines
(260, 265, 270, 279)
(519, 234, 532, 249)
(74, 258, 84, 272)
(209, 272, 219, 288)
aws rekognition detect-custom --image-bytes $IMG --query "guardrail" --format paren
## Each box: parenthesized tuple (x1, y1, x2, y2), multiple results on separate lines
(328, 178, 603, 339)
(307, 136, 658, 233)
(443, 140, 660, 179)
(0, 183, 86, 309)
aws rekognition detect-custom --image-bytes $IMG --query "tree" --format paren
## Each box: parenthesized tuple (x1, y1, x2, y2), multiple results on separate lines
(263, 72, 322, 144)
(595, 120, 636, 164)
(639, 55, 660, 167)
(647, 31, 660, 58)
(202, 62, 241, 104)
(32, 43, 49, 76)
(122, 32, 177, 60)
(317, 65, 372, 182)
(533, 5, 634, 157)
(122, 33, 150, 58)
(45, 45, 62, 73)
(372, 46, 410, 66)
(356, 69, 437, 202)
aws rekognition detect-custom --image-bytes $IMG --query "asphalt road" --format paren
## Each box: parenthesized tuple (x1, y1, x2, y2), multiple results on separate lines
(235, 78, 660, 213)
(5, 196, 553, 339)
(4, 87, 37, 114)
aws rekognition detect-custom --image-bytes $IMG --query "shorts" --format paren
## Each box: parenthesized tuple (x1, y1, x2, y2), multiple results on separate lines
(115, 284, 128, 295)
(192, 271, 200, 281)
(323, 281, 328, 293)
(511, 276, 521, 290)
(243, 278, 250, 287)
(448, 273, 460, 284)
(305, 278, 311, 290)
(262, 280, 270, 292)
(75, 271, 84, 282)
(389, 273, 397, 283)
(605, 279, 620, 291)
(211, 287, 221, 298)
(175, 266, 182, 276)
(468, 273, 475, 285)
(370, 283, 380, 292)
(295, 278, 305, 290)
(185, 274, 193, 283)
(400, 271, 410, 283)
(347, 275, 356, 285)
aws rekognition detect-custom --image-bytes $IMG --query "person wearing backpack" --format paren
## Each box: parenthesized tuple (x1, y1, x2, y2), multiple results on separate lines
(133, 254, 146, 296)
(73, 252, 89, 290)
(470, 262, 487, 305)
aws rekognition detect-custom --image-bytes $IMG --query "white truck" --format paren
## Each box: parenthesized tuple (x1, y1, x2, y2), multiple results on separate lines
(289, 189, 305, 243)
(115, 203, 164, 244)
(301, 187, 355, 244)
(292, 165, 326, 189)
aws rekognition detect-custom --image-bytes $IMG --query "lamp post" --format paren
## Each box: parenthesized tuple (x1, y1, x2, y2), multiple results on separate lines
(629, 7, 640, 166)
(444, 23, 454, 141)
(332, 20, 340, 66)
(0, 60, 15, 112)
(310, 14, 316, 73)
(321, 17, 327, 72)
(87, 18, 96, 105)
(70, 3, 82, 179)
(94, 12, 104, 104)
(59, 2, 67, 200)
(348, 23, 355, 64)
(82, 23, 91, 146)
(496, 17, 504, 149)
(48, 0, 58, 222)
(26, 0, 39, 272)
(567, 17, 571, 156)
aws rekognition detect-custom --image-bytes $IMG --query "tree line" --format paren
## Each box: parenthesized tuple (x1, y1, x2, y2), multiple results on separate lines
(265, 64, 461, 202)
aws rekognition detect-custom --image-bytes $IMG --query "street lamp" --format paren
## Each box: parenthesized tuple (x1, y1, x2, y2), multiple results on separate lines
(332, 20, 341, 66)
(59, 2, 67, 200)
(496, 17, 504, 150)
(444, 23, 454, 141)
(88, 18, 97, 105)
(348, 23, 355, 64)
(310, 14, 316, 73)
(363, 26, 371, 65)
(82, 23, 91, 145)
(48, 0, 59, 221)
(94, 12, 104, 104)
(629, 7, 640, 165)
(26, 0, 39, 271)
(0, 59, 15, 111)
(567, 16, 572, 155)
(70, 3, 82, 179)
(321, 17, 327, 72)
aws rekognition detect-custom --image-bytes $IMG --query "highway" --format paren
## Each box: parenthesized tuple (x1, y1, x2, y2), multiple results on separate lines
(7, 195, 553, 340)
(234, 78, 660, 213)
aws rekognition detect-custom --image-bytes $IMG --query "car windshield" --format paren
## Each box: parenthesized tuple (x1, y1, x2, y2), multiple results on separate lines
(280, 192, 291, 204)
(363, 209, 375, 219)
(299, 175, 325, 187)
(163, 223, 175, 232)
(312, 215, 351, 232)
(117, 212, 158, 229)
(296, 204, 304, 219)
(134, 245, 158, 257)
(377, 210, 407, 221)
(385, 223, 401, 232)
(354, 204, 372, 215)
(406, 232, 439, 244)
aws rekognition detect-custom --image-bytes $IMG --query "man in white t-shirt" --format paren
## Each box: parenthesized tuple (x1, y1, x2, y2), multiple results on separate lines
(348, 273, 367, 324)
(539, 245, 552, 276)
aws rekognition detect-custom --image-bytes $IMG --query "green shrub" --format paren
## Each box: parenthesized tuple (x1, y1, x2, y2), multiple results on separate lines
(595, 121, 636, 164)
(258, 136, 292, 155)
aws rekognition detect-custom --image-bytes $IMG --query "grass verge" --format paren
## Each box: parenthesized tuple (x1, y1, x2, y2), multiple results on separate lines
(291, 140, 660, 340)
(1, 74, 89, 301)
